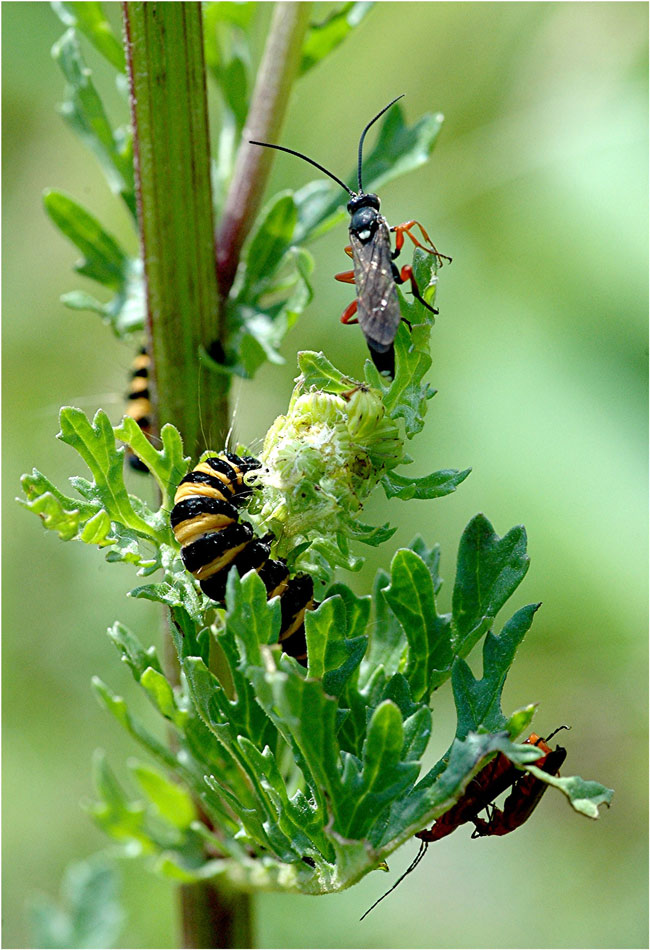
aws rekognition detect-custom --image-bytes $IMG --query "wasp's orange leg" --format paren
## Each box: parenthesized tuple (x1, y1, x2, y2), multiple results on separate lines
(340, 299, 358, 324)
(344, 244, 353, 259)
(335, 269, 356, 284)
(391, 220, 452, 266)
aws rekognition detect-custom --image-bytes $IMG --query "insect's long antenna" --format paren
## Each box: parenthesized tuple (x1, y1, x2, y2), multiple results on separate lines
(359, 840, 428, 921)
(544, 725, 571, 743)
(357, 94, 405, 193)
(249, 141, 354, 196)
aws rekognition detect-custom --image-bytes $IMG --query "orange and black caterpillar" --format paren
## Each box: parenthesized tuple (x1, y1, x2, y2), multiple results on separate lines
(125, 346, 153, 472)
(170, 452, 315, 663)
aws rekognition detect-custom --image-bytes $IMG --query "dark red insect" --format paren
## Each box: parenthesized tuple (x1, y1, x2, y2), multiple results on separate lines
(360, 728, 569, 920)
(416, 728, 568, 843)
(471, 735, 567, 838)
(250, 95, 450, 378)
(415, 749, 522, 843)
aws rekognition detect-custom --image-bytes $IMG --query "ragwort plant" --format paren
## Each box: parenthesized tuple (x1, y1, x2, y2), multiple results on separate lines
(22, 4, 612, 947)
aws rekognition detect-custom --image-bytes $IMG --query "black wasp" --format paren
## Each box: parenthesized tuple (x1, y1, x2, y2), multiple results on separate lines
(251, 95, 451, 377)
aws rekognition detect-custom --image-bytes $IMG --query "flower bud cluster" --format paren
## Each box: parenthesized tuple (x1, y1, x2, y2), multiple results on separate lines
(249, 384, 404, 560)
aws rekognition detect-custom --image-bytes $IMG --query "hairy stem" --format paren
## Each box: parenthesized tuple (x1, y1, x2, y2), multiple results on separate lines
(216, 1, 312, 304)
(123, 0, 228, 462)
(123, 4, 247, 947)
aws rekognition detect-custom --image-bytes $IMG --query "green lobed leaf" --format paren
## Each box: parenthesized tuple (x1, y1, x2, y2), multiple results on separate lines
(103, 529, 161, 572)
(234, 738, 315, 858)
(52, 2, 126, 71)
(243, 657, 341, 822)
(129, 761, 197, 830)
(337, 700, 419, 840)
(224, 205, 315, 378)
(377, 328, 435, 440)
(183, 635, 276, 764)
(381, 466, 471, 500)
(401, 705, 433, 763)
(361, 104, 445, 202)
(452, 602, 541, 739)
(113, 419, 190, 513)
(57, 408, 165, 543)
(295, 349, 359, 395)
(59, 256, 146, 338)
(223, 568, 282, 665)
(233, 746, 328, 864)
(343, 517, 396, 546)
(377, 673, 419, 722)
(52, 29, 135, 216)
(107, 621, 163, 682)
(139, 667, 186, 727)
(408, 535, 443, 591)
(130, 576, 205, 627)
(87, 753, 193, 859)
(382, 548, 453, 701)
(452, 514, 530, 657)
(239, 192, 298, 300)
(80, 509, 112, 544)
(360, 568, 406, 683)
(504, 704, 538, 739)
(85, 750, 151, 850)
(28, 852, 124, 950)
(19, 468, 100, 542)
(299, 2, 374, 74)
(91, 677, 180, 775)
(202, 773, 280, 857)
(43, 190, 129, 288)
(288, 536, 363, 587)
(324, 582, 371, 640)
(305, 596, 367, 697)
(526, 768, 614, 819)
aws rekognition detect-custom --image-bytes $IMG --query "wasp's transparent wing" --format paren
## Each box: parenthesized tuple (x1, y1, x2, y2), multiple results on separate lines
(350, 217, 401, 354)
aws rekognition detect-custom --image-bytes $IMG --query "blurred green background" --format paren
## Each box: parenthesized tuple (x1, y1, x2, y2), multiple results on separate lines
(3, 3, 647, 948)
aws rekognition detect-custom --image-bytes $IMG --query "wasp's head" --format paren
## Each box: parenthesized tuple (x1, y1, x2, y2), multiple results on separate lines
(347, 192, 380, 215)
(348, 193, 381, 243)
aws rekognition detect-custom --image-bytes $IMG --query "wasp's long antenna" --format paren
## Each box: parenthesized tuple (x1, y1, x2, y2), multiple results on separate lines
(249, 140, 355, 197)
(356, 94, 405, 193)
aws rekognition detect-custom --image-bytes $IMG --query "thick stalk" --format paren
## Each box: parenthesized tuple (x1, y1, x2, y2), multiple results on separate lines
(216, 1, 312, 303)
(122, 4, 247, 947)
(123, 1, 228, 462)
(179, 880, 254, 950)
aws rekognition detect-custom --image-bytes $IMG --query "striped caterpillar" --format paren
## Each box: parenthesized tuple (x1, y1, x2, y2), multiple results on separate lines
(125, 346, 153, 472)
(170, 452, 315, 663)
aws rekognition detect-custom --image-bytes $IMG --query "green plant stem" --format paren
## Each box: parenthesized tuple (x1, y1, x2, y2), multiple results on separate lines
(123, 1, 228, 462)
(123, 4, 249, 947)
(216, 1, 312, 303)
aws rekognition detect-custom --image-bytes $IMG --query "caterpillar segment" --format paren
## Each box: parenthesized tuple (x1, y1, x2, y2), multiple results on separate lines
(170, 453, 314, 663)
(125, 346, 153, 472)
